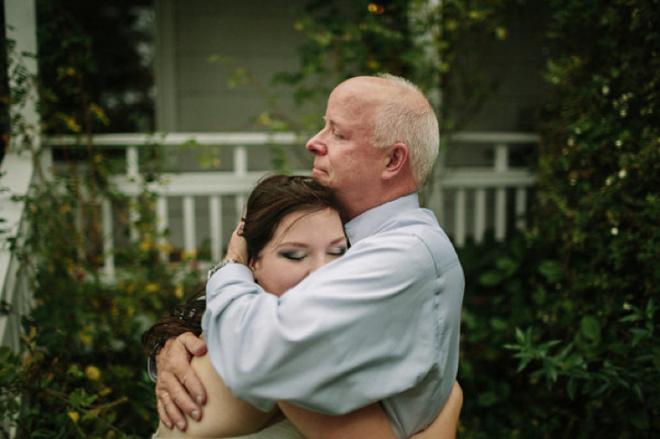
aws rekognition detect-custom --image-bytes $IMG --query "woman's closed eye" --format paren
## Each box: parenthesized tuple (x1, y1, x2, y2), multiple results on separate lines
(278, 250, 307, 261)
(328, 246, 347, 257)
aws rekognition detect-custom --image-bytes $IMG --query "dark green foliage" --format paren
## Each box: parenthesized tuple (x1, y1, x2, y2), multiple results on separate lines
(460, 0, 660, 437)
(36, 0, 154, 133)
(0, 182, 204, 437)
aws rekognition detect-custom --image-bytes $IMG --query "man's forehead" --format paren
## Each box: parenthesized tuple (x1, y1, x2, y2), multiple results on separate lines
(327, 81, 383, 119)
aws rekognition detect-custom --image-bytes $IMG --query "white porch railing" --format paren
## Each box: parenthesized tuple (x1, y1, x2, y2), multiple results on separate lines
(0, 130, 537, 349)
(43, 131, 538, 279)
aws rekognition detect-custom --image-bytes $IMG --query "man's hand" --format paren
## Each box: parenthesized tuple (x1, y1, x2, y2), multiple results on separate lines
(155, 332, 208, 431)
(224, 221, 248, 265)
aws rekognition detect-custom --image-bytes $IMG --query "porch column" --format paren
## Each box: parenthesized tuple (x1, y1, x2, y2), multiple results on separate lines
(5, 0, 41, 150)
(0, 0, 39, 354)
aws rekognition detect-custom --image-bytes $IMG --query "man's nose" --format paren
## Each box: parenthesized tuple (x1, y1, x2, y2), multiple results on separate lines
(306, 132, 327, 155)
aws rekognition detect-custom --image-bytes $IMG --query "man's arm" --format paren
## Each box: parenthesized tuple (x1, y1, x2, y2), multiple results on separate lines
(203, 229, 461, 414)
(155, 332, 207, 431)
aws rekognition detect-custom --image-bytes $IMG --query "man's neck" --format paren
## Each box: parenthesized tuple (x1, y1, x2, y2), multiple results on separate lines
(341, 185, 418, 221)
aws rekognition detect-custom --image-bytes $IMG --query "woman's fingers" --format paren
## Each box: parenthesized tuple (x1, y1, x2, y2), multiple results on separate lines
(225, 221, 248, 264)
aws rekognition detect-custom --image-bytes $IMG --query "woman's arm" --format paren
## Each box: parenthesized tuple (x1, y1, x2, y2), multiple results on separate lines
(411, 382, 463, 439)
(279, 381, 462, 439)
(158, 354, 279, 438)
(279, 401, 397, 439)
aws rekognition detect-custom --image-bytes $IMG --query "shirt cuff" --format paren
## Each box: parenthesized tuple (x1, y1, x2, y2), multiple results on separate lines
(206, 262, 254, 294)
(147, 356, 158, 382)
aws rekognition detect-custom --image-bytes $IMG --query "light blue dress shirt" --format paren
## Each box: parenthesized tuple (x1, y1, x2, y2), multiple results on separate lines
(202, 193, 464, 438)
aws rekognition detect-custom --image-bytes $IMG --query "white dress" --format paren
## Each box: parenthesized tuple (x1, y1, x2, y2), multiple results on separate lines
(152, 418, 304, 438)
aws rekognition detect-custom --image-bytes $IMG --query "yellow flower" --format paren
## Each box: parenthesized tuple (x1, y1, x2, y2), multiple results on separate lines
(100, 386, 113, 397)
(145, 283, 159, 294)
(139, 240, 153, 252)
(495, 27, 508, 40)
(85, 365, 101, 381)
(175, 284, 185, 299)
(61, 115, 81, 133)
(468, 10, 484, 20)
(257, 112, 272, 126)
(158, 242, 173, 254)
(366, 59, 380, 71)
(68, 411, 80, 423)
(79, 333, 93, 347)
(181, 250, 197, 261)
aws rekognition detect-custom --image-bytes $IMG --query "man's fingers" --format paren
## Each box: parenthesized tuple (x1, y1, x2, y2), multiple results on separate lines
(158, 370, 201, 422)
(180, 363, 207, 406)
(179, 332, 207, 357)
(174, 333, 207, 405)
(159, 389, 187, 431)
(157, 398, 172, 430)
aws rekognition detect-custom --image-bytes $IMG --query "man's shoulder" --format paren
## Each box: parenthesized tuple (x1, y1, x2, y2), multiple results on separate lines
(356, 208, 460, 270)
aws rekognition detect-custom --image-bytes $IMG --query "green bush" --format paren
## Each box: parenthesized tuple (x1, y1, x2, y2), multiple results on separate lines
(0, 179, 204, 437)
(460, 0, 660, 437)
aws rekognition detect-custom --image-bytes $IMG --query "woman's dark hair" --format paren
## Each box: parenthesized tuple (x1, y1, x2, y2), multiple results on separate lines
(142, 175, 344, 357)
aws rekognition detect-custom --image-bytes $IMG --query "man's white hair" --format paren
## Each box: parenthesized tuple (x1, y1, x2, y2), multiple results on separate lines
(371, 74, 439, 185)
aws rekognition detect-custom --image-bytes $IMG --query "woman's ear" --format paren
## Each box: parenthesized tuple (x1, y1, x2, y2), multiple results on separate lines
(249, 257, 261, 283)
(382, 143, 410, 180)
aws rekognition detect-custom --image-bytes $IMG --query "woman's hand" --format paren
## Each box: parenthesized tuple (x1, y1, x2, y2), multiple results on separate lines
(224, 220, 248, 265)
(155, 332, 208, 431)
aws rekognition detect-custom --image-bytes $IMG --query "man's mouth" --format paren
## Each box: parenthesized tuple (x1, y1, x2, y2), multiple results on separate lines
(312, 166, 327, 176)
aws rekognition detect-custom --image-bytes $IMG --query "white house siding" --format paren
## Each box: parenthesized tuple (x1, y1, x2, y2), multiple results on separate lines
(153, 0, 545, 252)
(156, 0, 306, 132)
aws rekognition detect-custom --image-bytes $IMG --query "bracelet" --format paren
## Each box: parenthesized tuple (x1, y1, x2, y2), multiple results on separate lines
(207, 258, 240, 280)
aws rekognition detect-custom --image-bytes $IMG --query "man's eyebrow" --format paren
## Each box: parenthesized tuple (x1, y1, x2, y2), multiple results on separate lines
(322, 116, 341, 128)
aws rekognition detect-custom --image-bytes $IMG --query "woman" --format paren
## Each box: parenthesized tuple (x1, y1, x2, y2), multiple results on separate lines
(143, 175, 461, 438)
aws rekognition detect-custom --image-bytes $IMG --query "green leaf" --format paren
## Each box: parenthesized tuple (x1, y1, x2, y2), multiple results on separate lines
(477, 391, 498, 407)
(629, 410, 650, 430)
(538, 260, 564, 283)
(480, 270, 503, 286)
(580, 315, 601, 341)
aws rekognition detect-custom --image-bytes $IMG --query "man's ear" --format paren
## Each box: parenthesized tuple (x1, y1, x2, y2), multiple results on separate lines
(382, 143, 410, 180)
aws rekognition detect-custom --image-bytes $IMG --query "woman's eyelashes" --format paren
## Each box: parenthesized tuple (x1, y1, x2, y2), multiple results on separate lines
(277, 246, 347, 261)
(278, 250, 306, 261)
(328, 246, 348, 256)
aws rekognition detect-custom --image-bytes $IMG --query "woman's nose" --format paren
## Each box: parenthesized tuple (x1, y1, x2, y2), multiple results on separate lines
(308, 255, 328, 274)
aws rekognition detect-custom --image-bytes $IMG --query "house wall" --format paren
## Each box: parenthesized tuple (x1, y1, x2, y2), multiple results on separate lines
(155, 0, 305, 132)
(153, 0, 546, 252)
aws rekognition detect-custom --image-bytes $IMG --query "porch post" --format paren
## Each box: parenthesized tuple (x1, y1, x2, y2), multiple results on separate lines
(5, 0, 41, 151)
(0, 0, 40, 354)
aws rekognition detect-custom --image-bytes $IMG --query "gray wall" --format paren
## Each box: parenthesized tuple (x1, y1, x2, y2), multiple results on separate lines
(156, 0, 305, 132)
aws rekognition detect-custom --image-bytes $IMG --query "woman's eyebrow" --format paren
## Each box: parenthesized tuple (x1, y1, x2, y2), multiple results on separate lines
(330, 236, 348, 245)
(276, 241, 309, 249)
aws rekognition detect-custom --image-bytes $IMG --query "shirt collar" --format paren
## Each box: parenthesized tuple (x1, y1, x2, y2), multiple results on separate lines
(344, 192, 420, 245)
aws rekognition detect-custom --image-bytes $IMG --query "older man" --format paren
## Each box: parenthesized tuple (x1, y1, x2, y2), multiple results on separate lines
(156, 74, 464, 438)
